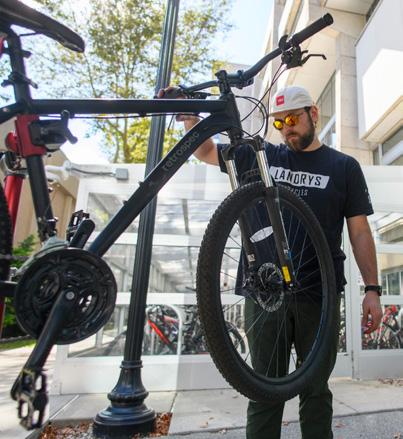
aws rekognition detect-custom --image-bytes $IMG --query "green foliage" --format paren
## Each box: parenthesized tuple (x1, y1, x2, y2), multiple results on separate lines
(0, 338, 35, 351)
(26, 0, 233, 163)
(3, 235, 36, 329)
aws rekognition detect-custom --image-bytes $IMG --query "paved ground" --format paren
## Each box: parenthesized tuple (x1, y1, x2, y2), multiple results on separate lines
(1, 346, 403, 438)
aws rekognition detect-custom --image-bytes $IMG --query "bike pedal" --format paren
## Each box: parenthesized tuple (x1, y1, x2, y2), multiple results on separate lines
(15, 369, 48, 430)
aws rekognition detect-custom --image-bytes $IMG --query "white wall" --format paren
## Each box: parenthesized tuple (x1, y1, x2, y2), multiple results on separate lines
(356, 0, 403, 142)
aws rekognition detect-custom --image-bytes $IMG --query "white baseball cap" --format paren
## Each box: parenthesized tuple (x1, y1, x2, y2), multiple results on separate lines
(270, 86, 313, 115)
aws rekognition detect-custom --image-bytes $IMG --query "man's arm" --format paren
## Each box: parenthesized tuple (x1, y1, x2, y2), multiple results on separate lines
(183, 117, 219, 165)
(157, 87, 219, 166)
(346, 214, 383, 333)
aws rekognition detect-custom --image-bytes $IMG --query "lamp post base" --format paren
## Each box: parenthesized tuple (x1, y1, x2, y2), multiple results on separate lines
(93, 360, 156, 439)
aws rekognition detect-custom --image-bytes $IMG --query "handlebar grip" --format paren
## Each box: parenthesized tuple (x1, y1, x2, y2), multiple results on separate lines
(290, 13, 333, 46)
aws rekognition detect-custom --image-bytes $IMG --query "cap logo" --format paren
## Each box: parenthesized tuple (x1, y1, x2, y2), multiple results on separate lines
(276, 95, 285, 106)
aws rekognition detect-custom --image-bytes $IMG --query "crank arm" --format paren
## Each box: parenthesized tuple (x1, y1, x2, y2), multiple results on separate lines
(11, 289, 77, 430)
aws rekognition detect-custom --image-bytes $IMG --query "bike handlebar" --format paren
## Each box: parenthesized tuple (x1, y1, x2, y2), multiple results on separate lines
(184, 13, 333, 94)
(290, 13, 333, 46)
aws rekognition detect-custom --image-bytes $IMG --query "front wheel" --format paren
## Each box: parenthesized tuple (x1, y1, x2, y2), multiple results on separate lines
(197, 182, 337, 402)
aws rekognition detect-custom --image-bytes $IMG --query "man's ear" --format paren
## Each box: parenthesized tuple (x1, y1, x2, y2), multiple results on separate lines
(310, 105, 319, 124)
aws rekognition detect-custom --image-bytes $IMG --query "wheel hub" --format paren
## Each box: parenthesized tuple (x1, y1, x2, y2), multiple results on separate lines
(255, 262, 285, 312)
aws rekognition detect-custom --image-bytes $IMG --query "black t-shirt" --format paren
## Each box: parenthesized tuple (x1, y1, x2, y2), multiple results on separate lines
(217, 142, 374, 292)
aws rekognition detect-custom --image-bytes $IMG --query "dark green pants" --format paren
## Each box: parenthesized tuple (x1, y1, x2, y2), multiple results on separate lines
(245, 296, 340, 439)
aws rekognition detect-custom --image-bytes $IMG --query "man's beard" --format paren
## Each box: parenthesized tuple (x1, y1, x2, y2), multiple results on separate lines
(285, 116, 315, 151)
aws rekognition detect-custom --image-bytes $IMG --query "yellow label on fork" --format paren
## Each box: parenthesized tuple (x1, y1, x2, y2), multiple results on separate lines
(282, 266, 291, 283)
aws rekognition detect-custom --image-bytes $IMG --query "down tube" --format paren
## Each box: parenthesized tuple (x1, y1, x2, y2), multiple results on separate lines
(88, 115, 228, 257)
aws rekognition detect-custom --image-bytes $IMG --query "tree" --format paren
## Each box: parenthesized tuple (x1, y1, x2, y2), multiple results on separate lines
(27, 0, 233, 163)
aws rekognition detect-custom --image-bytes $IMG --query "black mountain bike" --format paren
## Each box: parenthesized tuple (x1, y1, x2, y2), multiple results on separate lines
(0, 0, 336, 430)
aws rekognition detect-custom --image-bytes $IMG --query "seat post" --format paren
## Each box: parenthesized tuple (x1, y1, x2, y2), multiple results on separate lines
(5, 29, 33, 103)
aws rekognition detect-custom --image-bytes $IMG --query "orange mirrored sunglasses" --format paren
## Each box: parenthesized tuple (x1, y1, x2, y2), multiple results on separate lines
(273, 111, 305, 131)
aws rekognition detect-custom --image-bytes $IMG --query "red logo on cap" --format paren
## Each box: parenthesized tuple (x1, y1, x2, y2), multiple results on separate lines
(276, 95, 285, 106)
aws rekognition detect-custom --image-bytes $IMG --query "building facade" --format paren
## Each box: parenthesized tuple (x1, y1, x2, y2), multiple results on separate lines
(255, 0, 403, 378)
(258, 0, 402, 165)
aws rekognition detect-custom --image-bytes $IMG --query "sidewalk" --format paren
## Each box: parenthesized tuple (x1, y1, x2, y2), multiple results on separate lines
(1, 346, 403, 438)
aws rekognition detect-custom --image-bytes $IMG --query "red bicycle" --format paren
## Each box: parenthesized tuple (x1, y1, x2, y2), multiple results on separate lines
(362, 305, 402, 350)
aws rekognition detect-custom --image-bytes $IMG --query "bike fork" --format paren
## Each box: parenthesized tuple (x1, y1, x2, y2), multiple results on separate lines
(254, 146, 297, 287)
(223, 137, 297, 288)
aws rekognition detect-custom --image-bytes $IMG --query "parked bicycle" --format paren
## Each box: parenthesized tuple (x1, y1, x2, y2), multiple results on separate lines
(143, 304, 246, 355)
(363, 305, 403, 350)
(0, 0, 335, 430)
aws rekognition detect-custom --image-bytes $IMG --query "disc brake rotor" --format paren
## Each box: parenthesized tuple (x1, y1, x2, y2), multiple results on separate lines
(14, 248, 117, 344)
(255, 262, 285, 312)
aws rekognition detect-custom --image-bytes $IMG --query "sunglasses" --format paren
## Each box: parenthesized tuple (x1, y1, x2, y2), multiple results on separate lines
(273, 111, 305, 131)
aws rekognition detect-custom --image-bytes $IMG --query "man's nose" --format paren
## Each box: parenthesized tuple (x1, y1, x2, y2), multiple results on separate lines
(282, 124, 293, 135)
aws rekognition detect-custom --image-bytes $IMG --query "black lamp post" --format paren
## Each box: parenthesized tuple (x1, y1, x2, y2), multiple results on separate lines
(93, 1, 180, 437)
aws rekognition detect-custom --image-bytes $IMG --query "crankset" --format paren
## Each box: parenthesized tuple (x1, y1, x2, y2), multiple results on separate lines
(11, 248, 117, 429)
(14, 247, 116, 344)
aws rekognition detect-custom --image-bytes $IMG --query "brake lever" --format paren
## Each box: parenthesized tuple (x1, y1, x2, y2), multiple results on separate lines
(301, 53, 327, 65)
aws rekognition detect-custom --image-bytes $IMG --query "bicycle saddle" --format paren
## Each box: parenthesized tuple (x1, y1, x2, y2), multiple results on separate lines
(0, 0, 85, 53)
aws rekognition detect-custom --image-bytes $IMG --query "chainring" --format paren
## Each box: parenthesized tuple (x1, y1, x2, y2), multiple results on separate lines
(14, 248, 117, 344)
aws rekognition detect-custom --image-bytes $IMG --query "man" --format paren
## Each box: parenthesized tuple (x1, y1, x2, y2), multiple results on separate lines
(158, 85, 383, 438)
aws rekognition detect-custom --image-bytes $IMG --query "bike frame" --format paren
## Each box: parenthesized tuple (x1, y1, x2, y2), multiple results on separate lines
(1, 26, 247, 254)
(2, 99, 241, 252)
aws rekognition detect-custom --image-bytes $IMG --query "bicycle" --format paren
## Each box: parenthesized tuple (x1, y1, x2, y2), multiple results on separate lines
(362, 305, 402, 350)
(143, 304, 246, 355)
(0, 0, 336, 430)
(86, 304, 245, 356)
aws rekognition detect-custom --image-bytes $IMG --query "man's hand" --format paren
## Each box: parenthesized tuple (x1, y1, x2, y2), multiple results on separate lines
(361, 291, 383, 334)
(157, 86, 200, 123)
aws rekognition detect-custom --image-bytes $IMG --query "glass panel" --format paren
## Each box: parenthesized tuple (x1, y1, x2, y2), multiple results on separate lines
(362, 304, 403, 350)
(87, 194, 219, 235)
(338, 292, 347, 353)
(88, 193, 137, 232)
(387, 272, 400, 295)
(68, 303, 246, 357)
(101, 244, 201, 293)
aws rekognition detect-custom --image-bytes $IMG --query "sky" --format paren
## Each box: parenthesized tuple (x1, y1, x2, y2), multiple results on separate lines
(215, 0, 273, 66)
(62, 0, 274, 164)
(18, 0, 274, 164)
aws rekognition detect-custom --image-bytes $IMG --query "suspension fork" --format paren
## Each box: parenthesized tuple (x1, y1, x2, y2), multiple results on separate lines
(221, 141, 264, 277)
(222, 137, 297, 288)
(252, 138, 297, 287)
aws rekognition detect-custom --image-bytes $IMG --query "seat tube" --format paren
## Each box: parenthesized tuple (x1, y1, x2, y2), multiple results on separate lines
(3, 173, 25, 236)
(26, 155, 57, 241)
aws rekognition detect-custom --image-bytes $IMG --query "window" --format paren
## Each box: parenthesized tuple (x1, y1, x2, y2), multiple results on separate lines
(317, 74, 336, 147)
(374, 127, 403, 165)
(382, 127, 403, 156)
(381, 268, 403, 296)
